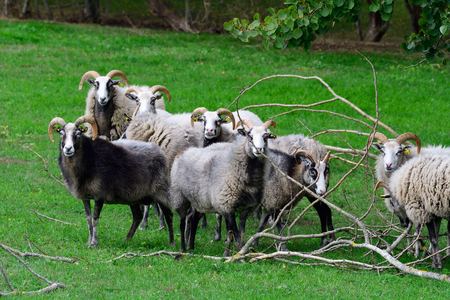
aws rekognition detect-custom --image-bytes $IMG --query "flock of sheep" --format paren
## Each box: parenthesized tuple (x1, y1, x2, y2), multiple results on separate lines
(47, 70, 450, 266)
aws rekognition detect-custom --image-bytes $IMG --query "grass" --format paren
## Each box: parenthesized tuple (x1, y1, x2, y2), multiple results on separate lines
(1, 18, 450, 298)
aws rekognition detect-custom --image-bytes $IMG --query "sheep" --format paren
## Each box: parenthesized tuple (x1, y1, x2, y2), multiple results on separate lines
(375, 153, 450, 269)
(266, 134, 335, 246)
(170, 119, 277, 256)
(252, 149, 332, 250)
(48, 115, 174, 248)
(79, 70, 167, 140)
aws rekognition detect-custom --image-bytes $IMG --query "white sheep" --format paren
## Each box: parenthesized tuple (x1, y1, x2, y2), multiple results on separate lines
(48, 115, 174, 248)
(79, 70, 166, 140)
(375, 153, 450, 269)
(170, 119, 277, 256)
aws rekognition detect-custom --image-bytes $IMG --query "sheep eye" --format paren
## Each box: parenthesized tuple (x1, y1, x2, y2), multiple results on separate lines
(396, 151, 403, 156)
(309, 169, 317, 178)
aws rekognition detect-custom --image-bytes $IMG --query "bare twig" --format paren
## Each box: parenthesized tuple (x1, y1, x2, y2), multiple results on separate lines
(26, 146, 64, 185)
(0, 243, 77, 263)
(30, 209, 77, 226)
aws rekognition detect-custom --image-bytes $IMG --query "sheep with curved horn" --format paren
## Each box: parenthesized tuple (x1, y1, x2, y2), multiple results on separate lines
(79, 70, 166, 140)
(48, 115, 174, 248)
(170, 119, 276, 256)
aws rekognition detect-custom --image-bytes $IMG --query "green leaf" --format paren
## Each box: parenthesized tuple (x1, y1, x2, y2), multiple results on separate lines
(407, 42, 415, 50)
(293, 27, 303, 39)
(380, 12, 390, 22)
(438, 51, 445, 58)
(241, 19, 249, 27)
(249, 31, 258, 37)
(269, 7, 275, 15)
(403, 34, 411, 41)
(263, 39, 269, 50)
(278, 11, 287, 19)
(284, 0, 297, 4)
(253, 13, 260, 21)
(282, 26, 290, 33)
(383, 5, 393, 14)
(415, 44, 424, 53)
(274, 38, 284, 49)
(425, 52, 436, 62)
(266, 23, 275, 31)
(335, 0, 344, 7)
(304, 41, 312, 51)
(443, 58, 448, 65)
(223, 22, 233, 31)
(440, 25, 449, 35)
(385, 0, 393, 4)
(233, 18, 240, 27)
(285, 32, 294, 40)
(287, 19, 294, 29)
(321, 7, 330, 17)
(348, 0, 355, 9)
(230, 28, 242, 36)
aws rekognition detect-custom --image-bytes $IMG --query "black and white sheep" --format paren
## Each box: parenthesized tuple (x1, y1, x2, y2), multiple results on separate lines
(170, 119, 277, 256)
(252, 149, 332, 250)
(79, 70, 167, 140)
(265, 134, 335, 246)
(48, 116, 174, 248)
(375, 153, 450, 269)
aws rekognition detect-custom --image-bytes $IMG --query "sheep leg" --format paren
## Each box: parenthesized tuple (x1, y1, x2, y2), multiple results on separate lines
(237, 210, 252, 249)
(414, 223, 422, 258)
(188, 209, 203, 250)
(139, 205, 149, 230)
(201, 214, 208, 229)
(425, 221, 443, 269)
(447, 220, 450, 256)
(179, 213, 187, 253)
(158, 203, 174, 247)
(223, 213, 239, 257)
(126, 204, 143, 241)
(82, 200, 94, 246)
(155, 203, 166, 229)
(252, 209, 271, 247)
(273, 210, 288, 251)
(212, 214, 222, 242)
(307, 196, 333, 246)
(253, 206, 262, 222)
(90, 200, 104, 248)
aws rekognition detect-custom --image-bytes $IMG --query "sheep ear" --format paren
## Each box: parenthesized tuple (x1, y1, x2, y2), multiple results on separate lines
(371, 143, 383, 151)
(298, 156, 315, 168)
(79, 125, 87, 133)
(403, 145, 412, 155)
(125, 93, 139, 102)
(221, 116, 233, 124)
(191, 115, 203, 123)
(110, 80, 122, 86)
(84, 78, 96, 86)
(237, 128, 247, 136)
(268, 133, 276, 139)
(124, 113, 132, 121)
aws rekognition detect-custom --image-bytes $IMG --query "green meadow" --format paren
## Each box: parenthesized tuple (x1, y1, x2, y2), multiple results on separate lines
(1, 19, 450, 298)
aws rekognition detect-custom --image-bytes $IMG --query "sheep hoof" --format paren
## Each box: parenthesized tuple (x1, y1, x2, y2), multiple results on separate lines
(319, 238, 330, 247)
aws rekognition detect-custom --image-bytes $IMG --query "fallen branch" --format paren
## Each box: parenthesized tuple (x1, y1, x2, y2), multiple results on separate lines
(30, 208, 77, 226)
(0, 243, 77, 263)
(26, 146, 64, 185)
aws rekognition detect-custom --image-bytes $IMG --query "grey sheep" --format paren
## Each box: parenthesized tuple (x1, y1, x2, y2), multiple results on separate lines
(48, 116, 174, 248)
(170, 119, 276, 256)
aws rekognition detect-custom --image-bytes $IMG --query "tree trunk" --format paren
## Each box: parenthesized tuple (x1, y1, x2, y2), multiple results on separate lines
(404, 0, 422, 34)
(20, 0, 31, 18)
(146, 0, 192, 32)
(85, 0, 100, 23)
(42, 0, 53, 20)
(185, 0, 191, 30)
(104, 0, 110, 22)
(35, 0, 40, 19)
(73, 0, 83, 22)
(202, 0, 210, 22)
(56, 0, 65, 21)
(364, 1, 390, 42)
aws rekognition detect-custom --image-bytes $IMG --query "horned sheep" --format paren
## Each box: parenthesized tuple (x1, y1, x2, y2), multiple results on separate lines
(79, 70, 166, 140)
(170, 119, 277, 256)
(48, 116, 174, 248)
(376, 153, 450, 269)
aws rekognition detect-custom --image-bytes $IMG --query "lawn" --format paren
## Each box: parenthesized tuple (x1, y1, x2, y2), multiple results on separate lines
(1, 18, 450, 298)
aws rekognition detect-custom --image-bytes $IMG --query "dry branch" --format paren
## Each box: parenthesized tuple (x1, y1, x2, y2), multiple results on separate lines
(0, 243, 77, 263)
(30, 208, 77, 226)
(26, 146, 64, 185)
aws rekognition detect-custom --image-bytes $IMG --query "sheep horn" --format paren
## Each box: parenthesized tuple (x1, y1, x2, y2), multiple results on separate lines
(374, 181, 390, 193)
(74, 116, 98, 140)
(148, 85, 171, 102)
(106, 70, 129, 87)
(322, 151, 331, 163)
(294, 150, 319, 166)
(190, 107, 208, 127)
(371, 132, 389, 144)
(262, 120, 276, 131)
(236, 119, 255, 130)
(217, 108, 235, 130)
(395, 132, 421, 154)
(124, 86, 143, 103)
(48, 117, 67, 143)
(78, 70, 100, 90)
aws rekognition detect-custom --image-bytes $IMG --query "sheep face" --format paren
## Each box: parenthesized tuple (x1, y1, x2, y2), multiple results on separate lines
(238, 126, 276, 157)
(372, 142, 412, 172)
(126, 92, 163, 115)
(385, 195, 409, 227)
(85, 76, 122, 106)
(54, 123, 85, 157)
(192, 111, 233, 139)
(298, 155, 330, 196)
